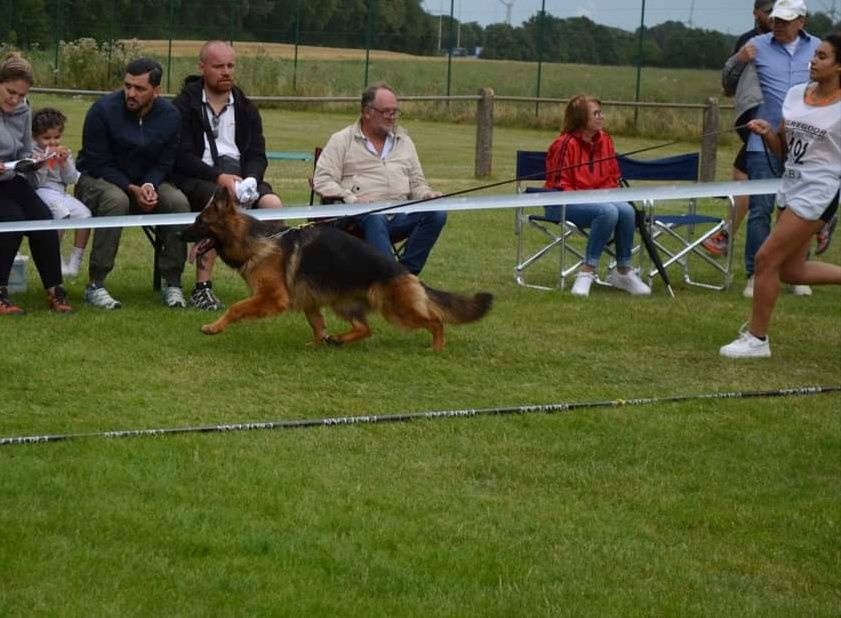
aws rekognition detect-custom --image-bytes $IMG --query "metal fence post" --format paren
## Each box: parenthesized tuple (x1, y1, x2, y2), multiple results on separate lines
(364, 0, 377, 88)
(53, 0, 63, 85)
(166, 0, 174, 93)
(293, 0, 301, 91)
(475, 88, 494, 179)
(700, 96, 719, 182)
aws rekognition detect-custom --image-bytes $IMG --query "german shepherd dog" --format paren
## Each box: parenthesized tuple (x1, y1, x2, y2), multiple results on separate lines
(180, 190, 493, 350)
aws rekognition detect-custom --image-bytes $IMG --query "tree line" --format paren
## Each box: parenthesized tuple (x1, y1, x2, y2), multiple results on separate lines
(5, 1, 841, 70)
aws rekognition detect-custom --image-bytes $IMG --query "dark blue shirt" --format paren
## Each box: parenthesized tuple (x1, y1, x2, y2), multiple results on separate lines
(77, 91, 181, 189)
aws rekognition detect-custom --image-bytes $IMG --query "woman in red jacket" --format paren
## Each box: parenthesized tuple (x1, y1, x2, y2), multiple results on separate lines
(545, 93, 650, 297)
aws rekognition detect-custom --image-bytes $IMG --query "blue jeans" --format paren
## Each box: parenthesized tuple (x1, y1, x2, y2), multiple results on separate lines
(744, 151, 781, 277)
(356, 210, 447, 275)
(546, 201, 636, 269)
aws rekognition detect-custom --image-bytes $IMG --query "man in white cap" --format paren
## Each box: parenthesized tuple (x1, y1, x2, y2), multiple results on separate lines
(721, 0, 821, 298)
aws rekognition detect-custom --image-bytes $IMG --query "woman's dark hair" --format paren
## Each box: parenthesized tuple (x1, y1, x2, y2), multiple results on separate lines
(825, 32, 841, 87)
(563, 93, 600, 134)
(125, 57, 163, 87)
(32, 107, 67, 137)
(0, 52, 33, 85)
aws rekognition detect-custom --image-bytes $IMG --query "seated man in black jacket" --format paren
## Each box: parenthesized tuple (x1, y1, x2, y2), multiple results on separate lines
(172, 40, 283, 310)
(76, 57, 190, 310)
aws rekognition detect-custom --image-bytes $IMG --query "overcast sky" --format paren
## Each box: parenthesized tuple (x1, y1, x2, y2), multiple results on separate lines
(420, 0, 838, 35)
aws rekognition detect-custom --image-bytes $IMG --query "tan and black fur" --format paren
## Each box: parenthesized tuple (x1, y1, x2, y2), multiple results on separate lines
(180, 190, 492, 350)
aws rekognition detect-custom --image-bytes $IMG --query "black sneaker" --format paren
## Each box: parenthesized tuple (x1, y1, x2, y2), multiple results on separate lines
(190, 283, 224, 310)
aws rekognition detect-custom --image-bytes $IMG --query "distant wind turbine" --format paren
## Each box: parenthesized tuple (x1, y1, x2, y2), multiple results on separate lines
(496, 0, 515, 25)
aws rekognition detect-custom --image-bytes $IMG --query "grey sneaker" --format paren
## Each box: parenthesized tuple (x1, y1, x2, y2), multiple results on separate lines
(190, 284, 224, 310)
(85, 283, 121, 310)
(162, 286, 187, 308)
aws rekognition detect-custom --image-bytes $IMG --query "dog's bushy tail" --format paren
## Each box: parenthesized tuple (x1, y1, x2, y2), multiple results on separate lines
(423, 284, 493, 324)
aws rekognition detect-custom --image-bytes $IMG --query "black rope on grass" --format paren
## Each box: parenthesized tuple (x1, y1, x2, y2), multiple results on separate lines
(1, 385, 838, 447)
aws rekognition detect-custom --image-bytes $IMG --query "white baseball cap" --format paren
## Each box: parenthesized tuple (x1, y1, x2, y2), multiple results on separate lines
(771, 0, 808, 21)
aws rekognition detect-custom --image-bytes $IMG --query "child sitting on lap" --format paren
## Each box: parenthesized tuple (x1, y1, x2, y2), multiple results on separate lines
(30, 107, 90, 277)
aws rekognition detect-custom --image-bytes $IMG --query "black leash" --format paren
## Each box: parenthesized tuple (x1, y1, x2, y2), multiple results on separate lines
(300, 124, 750, 231)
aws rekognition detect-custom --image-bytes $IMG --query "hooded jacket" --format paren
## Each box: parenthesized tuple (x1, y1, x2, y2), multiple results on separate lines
(172, 75, 268, 183)
(76, 90, 181, 190)
(0, 100, 32, 183)
(544, 130, 620, 192)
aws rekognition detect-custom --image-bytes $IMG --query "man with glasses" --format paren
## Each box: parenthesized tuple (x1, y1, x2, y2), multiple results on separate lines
(722, 0, 820, 298)
(172, 40, 282, 310)
(76, 57, 190, 310)
(313, 83, 447, 276)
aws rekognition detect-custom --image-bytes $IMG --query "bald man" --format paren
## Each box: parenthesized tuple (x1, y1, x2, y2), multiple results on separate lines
(172, 40, 282, 310)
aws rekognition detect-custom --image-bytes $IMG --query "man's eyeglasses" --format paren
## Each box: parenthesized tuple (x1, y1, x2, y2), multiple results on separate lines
(370, 107, 401, 118)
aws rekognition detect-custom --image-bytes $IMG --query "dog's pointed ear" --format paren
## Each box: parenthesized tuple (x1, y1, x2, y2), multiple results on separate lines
(211, 187, 235, 211)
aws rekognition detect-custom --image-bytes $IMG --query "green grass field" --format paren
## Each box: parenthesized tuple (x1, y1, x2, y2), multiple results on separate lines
(1, 97, 839, 615)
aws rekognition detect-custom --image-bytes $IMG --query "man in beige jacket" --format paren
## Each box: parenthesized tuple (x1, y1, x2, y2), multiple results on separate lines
(313, 83, 447, 275)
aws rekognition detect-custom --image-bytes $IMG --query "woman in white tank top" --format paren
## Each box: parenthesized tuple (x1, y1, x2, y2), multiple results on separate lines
(721, 33, 841, 359)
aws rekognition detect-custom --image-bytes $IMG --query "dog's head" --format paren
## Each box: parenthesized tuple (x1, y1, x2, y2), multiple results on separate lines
(181, 188, 239, 259)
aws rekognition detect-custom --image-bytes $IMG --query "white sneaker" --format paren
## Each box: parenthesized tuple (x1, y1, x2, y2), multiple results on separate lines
(162, 286, 187, 308)
(743, 276, 754, 298)
(84, 283, 121, 310)
(570, 271, 595, 297)
(720, 325, 771, 359)
(790, 284, 812, 296)
(606, 269, 651, 295)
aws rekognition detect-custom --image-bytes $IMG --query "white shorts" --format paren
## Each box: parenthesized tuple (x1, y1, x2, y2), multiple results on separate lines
(36, 187, 91, 220)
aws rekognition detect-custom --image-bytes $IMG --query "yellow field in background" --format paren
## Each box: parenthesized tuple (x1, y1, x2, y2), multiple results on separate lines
(130, 39, 450, 61)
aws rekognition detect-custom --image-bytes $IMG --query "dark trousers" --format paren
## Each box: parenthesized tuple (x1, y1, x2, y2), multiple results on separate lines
(0, 176, 62, 289)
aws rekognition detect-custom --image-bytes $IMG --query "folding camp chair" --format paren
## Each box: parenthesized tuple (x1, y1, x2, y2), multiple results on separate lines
(617, 153, 735, 291)
(513, 150, 620, 291)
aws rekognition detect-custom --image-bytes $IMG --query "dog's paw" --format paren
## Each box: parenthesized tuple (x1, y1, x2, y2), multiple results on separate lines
(322, 335, 343, 347)
(201, 323, 222, 335)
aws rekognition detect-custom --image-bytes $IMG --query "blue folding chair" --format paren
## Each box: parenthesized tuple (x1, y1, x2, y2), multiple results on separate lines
(513, 149, 620, 291)
(617, 153, 735, 291)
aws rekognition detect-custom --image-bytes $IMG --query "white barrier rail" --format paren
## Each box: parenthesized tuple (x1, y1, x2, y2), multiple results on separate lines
(0, 179, 780, 234)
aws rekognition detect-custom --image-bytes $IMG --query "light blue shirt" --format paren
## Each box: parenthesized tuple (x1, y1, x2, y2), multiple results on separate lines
(362, 131, 395, 160)
(747, 31, 821, 152)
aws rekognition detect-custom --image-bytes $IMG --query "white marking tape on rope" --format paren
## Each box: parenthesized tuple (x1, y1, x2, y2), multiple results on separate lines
(0, 178, 780, 234)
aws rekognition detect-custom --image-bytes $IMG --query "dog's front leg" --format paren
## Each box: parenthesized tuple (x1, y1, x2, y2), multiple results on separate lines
(304, 309, 340, 346)
(201, 292, 288, 335)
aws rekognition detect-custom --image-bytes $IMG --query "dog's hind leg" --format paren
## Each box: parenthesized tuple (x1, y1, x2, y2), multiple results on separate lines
(333, 317, 372, 345)
(427, 319, 446, 352)
(201, 292, 288, 335)
(329, 303, 372, 345)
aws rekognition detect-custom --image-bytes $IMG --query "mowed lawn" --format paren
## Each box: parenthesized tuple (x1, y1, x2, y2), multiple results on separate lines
(1, 97, 839, 615)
